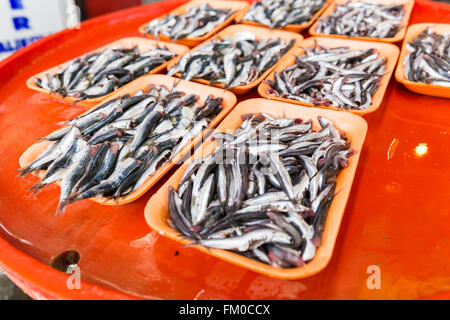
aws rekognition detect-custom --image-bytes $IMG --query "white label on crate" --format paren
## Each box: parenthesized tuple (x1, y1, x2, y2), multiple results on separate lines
(0, 0, 72, 60)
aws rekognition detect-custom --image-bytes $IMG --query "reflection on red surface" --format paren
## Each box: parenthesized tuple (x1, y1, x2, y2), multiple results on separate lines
(0, 0, 449, 300)
(84, 0, 142, 18)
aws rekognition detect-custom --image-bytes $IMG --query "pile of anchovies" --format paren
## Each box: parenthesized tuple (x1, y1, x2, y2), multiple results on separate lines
(144, 3, 234, 40)
(168, 32, 295, 88)
(404, 28, 450, 87)
(35, 46, 176, 100)
(19, 85, 224, 214)
(242, 0, 326, 29)
(316, 1, 404, 39)
(168, 113, 354, 268)
(265, 43, 387, 109)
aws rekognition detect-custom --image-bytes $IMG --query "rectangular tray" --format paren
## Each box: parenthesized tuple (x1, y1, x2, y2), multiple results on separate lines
(138, 0, 250, 48)
(166, 24, 304, 95)
(309, 0, 415, 43)
(26, 37, 189, 107)
(19, 74, 237, 206)
(395, 23, 450, 99)
(145, 98, 368, 280)
(258, 36, 400, 115)
(234, 0, 334, 33)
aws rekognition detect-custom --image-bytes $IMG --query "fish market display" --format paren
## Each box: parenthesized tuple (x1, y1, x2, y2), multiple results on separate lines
(264, 43, 387, 110)
(35, 46, 177, 100)
(144, 3, 234, 40)
(316, 1, 404, 39)
(242, 0, 326, 29)
(168, 32, 295, 88)
(168, 113, 354, 268)
(404, 28, 450, 87)
(19, 85, 225, 214)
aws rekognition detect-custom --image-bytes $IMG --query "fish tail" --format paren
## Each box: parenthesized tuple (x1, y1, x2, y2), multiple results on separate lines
(55, 200, 69, 216)
(31, 185, 45, 195)
(180, 240, 200, 249)
(56, 120, 69, 126)
(110, 190, 122, 204)
(76, 182, 93, 194)
(122, 150, 134, 159)
(312, 234, 322, 247)
(74, 95, 87, 104)
(27, 181, 45, 195)
(26, 183, 38, 193)
(16, 167, 31, 178)
(66, 193, 81, 204)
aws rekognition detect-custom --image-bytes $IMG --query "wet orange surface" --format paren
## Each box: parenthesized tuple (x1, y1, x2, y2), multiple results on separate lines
(0, 0, 449, 300)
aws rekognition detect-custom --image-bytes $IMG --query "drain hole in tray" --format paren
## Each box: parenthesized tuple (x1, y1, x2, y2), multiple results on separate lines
(50, 250, 80, 272)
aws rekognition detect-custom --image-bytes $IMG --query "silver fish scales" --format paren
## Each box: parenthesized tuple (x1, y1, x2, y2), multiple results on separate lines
(168, 112, 354, 268)
(36, 46, 177, 101)
(168, 31, 295, 88)
(242, 0, 326, 29)
(19, 84, 225, 214)
(265, 42, 387, 110)
(316, 1, 404, 39)
(404, 27, 450, 87)
(144, 3, 234, 40)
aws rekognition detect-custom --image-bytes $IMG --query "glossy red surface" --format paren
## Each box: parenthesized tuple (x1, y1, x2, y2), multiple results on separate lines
(85, 0, 143, 19)
(0, 0, 449, 300)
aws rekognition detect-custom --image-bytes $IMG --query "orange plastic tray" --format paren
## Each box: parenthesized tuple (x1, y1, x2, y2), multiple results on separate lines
(234, 0, 334, 32)
(138, 0, 250, 47)
(19, 74, 237, 206)
(2, 0, 450, 300)
(395, 23, 450, 99)
(145, 98, 368, 280)
(309, 0, 415, 43)
(26, 37, 189, 108)
(258, 37, 400, 115)
(166, 24, 304, 95)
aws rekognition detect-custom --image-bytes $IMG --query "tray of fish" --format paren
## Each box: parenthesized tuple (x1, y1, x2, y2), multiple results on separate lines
(259, 37, 399, 115)
(309, 0, 415, 43)
(235, 0, 332, 32)
(26, 37, 189, 107)
(138, 0, 250, 48)
(166, 24, 303, 95)
(395, 23, 450, 99)
(145, 98, 367, 279)
(19, 75, 237, 211)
